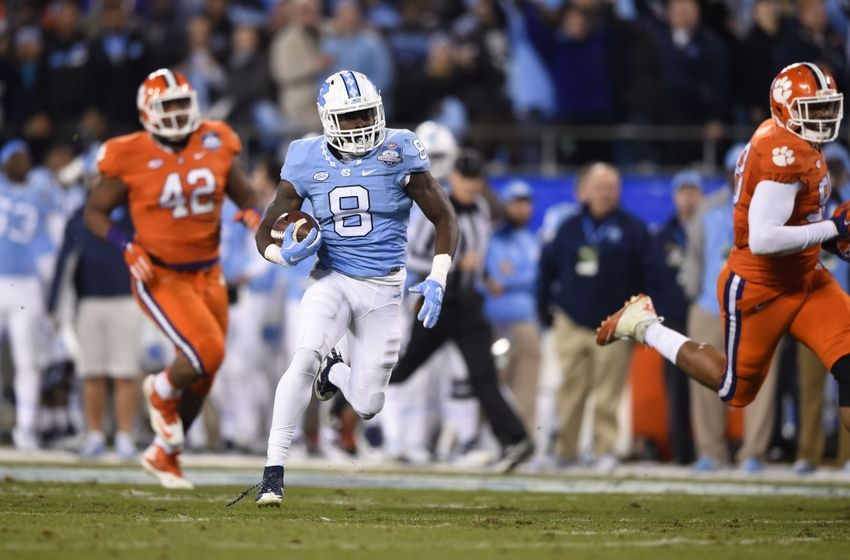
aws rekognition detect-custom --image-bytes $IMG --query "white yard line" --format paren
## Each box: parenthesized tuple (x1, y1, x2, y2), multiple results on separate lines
(2, 465, 850, 498)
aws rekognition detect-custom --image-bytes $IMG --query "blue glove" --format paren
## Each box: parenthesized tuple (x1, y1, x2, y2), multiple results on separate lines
(409, 278, 445, 329)
(279, 223, 321, 267)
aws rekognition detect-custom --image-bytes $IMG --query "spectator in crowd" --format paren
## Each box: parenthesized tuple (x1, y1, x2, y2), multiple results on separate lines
(538, 162, 664, 472)
(651, 0, 729, 161)
(269, 0, 328, 133)
(0, 27, 44, 138)
(522, 1, 614, 125)
(180, 15, 228, 113)
(449, 0, 511, 125)
(323, 0, 395, 115)
(0, 140, 63, 450)
(484, 180, 541, 435)
(204, 0, 234, 64)
(393, 149, 533, 472)
(144, 0, 187, 69)
(48, 201, 141, 459)
(393, 34, 464, 127)
(225, 22, 278, 147)
(653, 170, 703, 465)
(793, 143, 850, 474)
(35, 0, 99, 142)
(776, 0, 847, 84)
(735, 0, 785, 124)
(678, 144, 778, 473)
(90, 0, 152, 135)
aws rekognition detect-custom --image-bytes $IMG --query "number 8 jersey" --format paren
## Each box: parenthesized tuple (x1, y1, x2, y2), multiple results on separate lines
(281, 128, 430, 277)
(96, 120, 241, 266)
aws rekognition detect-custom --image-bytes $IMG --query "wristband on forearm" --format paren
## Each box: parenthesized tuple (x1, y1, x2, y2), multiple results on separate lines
(106, 226, 130, 250)
(428, 254, 452, 287)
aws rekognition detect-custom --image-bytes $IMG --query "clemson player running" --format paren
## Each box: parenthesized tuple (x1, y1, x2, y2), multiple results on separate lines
(597, 62, 850, 435)
(84, 69, 260, 488)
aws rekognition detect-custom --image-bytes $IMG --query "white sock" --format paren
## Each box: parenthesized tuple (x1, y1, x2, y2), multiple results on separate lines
(154, 435, 174, 454)
(87, 430, 105, 444)
(154, 370, 182, 399)
(266, 350, 320, 467)
(644, 323, 690, 365)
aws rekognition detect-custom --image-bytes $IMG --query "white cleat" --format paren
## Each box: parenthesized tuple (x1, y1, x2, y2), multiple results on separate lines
(142, 375, 184, 449)
(596, 294, 662, 346)
(140, 444, 194, 489)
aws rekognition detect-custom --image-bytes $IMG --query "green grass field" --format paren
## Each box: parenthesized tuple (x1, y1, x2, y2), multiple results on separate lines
(2, 480, 849, 560)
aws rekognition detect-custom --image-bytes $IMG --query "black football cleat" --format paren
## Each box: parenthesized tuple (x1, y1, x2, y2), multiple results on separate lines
(494, 438, 535, 474)
(314, 348, 343, 401)
(255, 465, 284, 507)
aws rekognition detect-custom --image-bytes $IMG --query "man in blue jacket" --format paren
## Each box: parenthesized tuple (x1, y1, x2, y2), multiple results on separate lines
(538, 162, 664, 472)
(652, 170, 703, 464)
(484, 180, 541, 435)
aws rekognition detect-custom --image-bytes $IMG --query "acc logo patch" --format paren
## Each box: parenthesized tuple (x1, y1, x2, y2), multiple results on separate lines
(313, 171, 329, 181)
(377, 143, 402, 167)
(202, 132, 222, 150)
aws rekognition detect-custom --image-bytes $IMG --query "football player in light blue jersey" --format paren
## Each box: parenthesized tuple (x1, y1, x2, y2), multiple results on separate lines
(0, 140, 64, 450)
(244, 70, 458, 507)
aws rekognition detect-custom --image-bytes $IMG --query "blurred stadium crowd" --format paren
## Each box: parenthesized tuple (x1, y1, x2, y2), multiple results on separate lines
(3, 0, 850, 168)
(1, 0, 850, 477)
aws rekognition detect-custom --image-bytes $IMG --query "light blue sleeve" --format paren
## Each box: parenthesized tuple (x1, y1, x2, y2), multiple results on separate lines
(395, 129, 430, 185)
(280, 140, 311, 197)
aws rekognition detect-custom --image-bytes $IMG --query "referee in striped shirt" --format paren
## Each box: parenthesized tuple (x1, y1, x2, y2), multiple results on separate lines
(391, 149, 533, 472)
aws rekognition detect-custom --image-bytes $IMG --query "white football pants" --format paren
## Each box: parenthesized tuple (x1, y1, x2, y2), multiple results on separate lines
(266, 267, 405, 466)
(0, 276, 45, 440)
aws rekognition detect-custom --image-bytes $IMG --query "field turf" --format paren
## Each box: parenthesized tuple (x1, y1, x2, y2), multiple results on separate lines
(1, 480, 849, 559)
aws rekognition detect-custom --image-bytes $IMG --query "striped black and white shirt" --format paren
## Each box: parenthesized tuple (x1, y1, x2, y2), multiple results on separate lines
(407, 195, 491, 297)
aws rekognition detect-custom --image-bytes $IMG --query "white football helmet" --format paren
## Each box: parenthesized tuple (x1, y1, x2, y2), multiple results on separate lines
(414, 121, 459, 181)
(317, 70, 386, 155)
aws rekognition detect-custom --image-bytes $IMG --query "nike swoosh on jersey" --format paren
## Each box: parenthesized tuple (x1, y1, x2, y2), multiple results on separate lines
(362, 169, 377, 176)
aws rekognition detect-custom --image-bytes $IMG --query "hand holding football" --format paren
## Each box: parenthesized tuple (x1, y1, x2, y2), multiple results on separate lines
(271, 211, 320, 245)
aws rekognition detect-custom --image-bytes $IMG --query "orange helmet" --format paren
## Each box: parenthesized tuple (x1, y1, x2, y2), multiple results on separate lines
(770, 62, 843, 144)
(136, 69, 200, 141)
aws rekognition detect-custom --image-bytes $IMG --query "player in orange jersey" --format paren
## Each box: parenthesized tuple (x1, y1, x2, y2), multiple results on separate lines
(84, 69, 261, 488)
(597, 62, 850, 435)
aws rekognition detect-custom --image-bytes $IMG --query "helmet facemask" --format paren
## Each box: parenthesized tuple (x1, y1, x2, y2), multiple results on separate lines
(786, 92, 844, 144)
(320, 103, 386, 156)
(141, 90, 200, 142)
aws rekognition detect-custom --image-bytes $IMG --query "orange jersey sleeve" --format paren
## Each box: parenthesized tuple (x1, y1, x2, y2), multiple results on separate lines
(101, 122, 241, 266)
(728, 120, 830, 287)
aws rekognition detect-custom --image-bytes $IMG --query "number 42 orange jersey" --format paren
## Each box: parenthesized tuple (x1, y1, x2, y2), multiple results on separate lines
(97, 120, 241, 266)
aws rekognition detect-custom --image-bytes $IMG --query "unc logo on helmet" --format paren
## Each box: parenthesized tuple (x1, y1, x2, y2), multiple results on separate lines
(316, 70, 386, 155)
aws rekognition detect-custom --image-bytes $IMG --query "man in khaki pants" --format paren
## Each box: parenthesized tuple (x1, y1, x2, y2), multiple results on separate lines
(679, 145, 777, 472)
(795, 344, 850, 472)
(539, 163, 664, 472)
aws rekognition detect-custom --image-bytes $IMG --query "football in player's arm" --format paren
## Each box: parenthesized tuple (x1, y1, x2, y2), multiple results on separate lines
(597, 62, 850, 435)
(83, 69, 261, 489)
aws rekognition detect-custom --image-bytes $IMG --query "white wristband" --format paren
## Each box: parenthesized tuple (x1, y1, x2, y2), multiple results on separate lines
(427, 254, 452, 287)
(264, 244, 287, 266)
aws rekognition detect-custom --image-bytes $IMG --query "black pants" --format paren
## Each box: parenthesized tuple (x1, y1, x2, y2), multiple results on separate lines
(391, 294, 528, 447)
